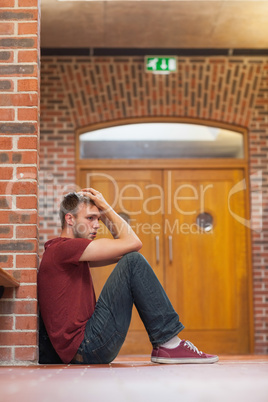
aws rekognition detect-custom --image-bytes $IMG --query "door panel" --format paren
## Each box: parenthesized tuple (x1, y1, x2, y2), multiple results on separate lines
(164, 169, 250, 353)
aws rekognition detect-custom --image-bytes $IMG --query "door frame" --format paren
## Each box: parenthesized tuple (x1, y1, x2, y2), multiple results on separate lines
(75, 117, 254, 353)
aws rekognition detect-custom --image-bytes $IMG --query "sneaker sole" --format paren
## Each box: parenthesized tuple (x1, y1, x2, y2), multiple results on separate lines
(151, 356, 219, 364)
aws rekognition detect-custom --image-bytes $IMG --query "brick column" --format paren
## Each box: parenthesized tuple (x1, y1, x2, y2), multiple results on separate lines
(0, 0, 40, 364)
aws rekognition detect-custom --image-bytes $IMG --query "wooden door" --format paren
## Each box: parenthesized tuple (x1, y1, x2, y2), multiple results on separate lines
(164, 169, 251, 354)
(79, 168, 252, 355)
(80, 169, 164, 354)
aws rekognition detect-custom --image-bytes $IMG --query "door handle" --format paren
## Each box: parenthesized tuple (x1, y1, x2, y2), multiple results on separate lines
(155, 236, 160, 263)
(168, 235, 173, 263)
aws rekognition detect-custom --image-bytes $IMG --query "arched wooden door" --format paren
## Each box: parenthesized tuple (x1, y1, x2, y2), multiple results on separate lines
(79, 167, 253, 355)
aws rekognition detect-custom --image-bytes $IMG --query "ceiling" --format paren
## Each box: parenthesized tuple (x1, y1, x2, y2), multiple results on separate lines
(41, 0, 268, 49)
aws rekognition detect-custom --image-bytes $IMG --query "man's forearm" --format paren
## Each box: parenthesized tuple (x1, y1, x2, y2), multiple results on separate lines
(90, 256, 122, 267)
(101, 207, 138, 242)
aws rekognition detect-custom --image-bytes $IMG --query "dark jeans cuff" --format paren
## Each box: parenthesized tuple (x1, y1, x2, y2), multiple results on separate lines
(151, 322, 185, 348)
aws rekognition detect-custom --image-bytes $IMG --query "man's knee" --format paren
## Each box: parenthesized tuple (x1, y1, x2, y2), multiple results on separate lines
(115, 251, 149, 277)
(125, 251, 146, 264)
(124, 251, 149, 270)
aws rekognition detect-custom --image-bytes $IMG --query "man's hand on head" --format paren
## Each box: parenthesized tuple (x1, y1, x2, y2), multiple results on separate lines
(79, 188, 111, 213)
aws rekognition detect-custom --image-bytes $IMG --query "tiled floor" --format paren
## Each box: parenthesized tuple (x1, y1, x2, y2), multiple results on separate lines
(1, 356, 268, 402)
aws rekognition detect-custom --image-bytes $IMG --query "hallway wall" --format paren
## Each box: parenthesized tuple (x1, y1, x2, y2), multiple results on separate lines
(40, 55, 268, 354)
(0, 0, 40, 364)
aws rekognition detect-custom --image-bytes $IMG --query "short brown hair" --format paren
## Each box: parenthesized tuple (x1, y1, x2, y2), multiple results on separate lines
(59, 192, 93, 229)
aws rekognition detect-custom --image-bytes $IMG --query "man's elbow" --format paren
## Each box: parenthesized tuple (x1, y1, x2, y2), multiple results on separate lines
(134, 239, 143, 251)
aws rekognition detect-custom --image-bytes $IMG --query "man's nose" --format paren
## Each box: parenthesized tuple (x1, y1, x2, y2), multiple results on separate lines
(93, 220, 100, 229)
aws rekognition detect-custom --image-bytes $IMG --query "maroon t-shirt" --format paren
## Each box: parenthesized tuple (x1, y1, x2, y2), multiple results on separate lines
(37, 237, 96, 363)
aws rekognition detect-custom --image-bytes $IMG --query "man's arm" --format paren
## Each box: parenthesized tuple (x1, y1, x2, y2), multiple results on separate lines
(79, 188, 142, 262)
(90, 256, 122, 267)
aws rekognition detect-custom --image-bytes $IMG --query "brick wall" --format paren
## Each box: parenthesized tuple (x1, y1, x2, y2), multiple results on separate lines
(40, 56, 268, 354)
(0, 0, 40, 364)
(249, 63, 268, 353)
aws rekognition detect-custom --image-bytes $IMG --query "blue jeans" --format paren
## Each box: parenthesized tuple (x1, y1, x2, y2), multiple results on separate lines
(73, 252, 184, 364)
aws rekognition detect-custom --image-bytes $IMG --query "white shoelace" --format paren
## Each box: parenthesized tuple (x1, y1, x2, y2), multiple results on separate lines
(184, 340, 203, 356)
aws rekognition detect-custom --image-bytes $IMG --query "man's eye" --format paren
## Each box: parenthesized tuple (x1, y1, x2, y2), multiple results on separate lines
(87, 217, 93, 220)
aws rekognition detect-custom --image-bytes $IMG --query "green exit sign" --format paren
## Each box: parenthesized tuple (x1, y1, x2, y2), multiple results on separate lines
(145, 56, 177, 74)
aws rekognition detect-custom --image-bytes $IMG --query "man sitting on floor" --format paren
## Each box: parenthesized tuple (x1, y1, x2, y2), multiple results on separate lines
(38, 188, 219, 365)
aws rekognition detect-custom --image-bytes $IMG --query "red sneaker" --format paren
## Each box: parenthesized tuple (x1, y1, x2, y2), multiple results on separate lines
(151, 340, 219, 364)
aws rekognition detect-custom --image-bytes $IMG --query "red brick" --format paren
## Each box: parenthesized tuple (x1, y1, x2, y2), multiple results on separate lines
(0, 166, 13, 180)
(0, 9, 38, 20)
(0, 196, 12, 209)
(16, 225, 37, 238)
(0, 22, 14, 35)
(0, 108, 14, 121)
(0, 300, 14, 315)
(0, 225, 13, 238)
(18, 50, 37, 63)
(0, 181, 9, 194)
(3, 151, 37, 164)
(16, 166, 37, 180)
(4, 180, 37, 195)
(0, 136, 12, 149)
(0, 331, 37, 346)
(15, 315, 37, 330)
(0, 79, 14, 91)
(0, 1, 15, 7)
(0, 316, 13, 330)
(0, 122, 38, 135)
(0, 254, 13, 268)
(18, 0, 37, 6)
(0, 210, 37, 224)
(16, 195, 37, 209)
(18, 78, 38, 92)
(14, 300, 37, 315)
(0, 93, 38, 106)
(17, 136, 38, 149)
(18, 22, 38, 36)
(15, 284, 37, 300)
(15, 347, 37, 362)
(0, 51, 14, 63)
(0, 347, 12, 361)
(0, 64, 37, 78)
(18, 107, 38, 121)
(16, 254, 37, 268)
(1, 286, 13, 299)
(0, 37, 37, 51)
(0, 239, 37, 253)
(11, 268, 37, 284)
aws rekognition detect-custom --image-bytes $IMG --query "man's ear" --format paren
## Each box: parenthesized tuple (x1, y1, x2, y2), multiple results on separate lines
(65, 213, 75, 227)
